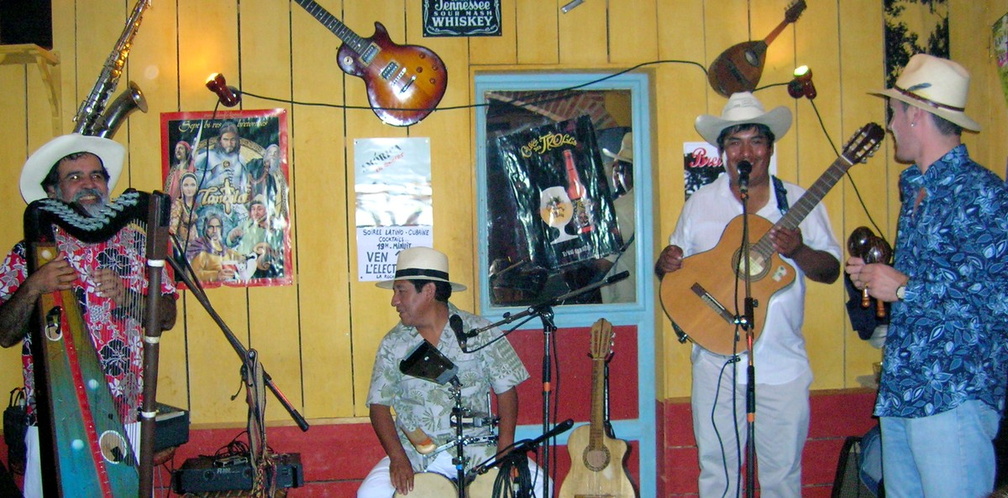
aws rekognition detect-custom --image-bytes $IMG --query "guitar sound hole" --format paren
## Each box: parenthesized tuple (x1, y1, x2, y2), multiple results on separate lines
(744, 50, 759, 66)
(99, 430, 130, 464)
(582, 447, 611, 472)
(731, 249, 769, 281)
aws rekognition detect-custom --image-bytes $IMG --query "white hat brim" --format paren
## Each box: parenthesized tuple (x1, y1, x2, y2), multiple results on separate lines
(376, 278, 467, 291)
(695, 106, 792, 147)
(20, 134, 125, 204)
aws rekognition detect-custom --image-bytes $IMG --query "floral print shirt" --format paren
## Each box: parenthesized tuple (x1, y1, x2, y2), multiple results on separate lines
(877, 145, 1008, 418)
(366, 304, 529, 471)
(0, 226, 176, 425)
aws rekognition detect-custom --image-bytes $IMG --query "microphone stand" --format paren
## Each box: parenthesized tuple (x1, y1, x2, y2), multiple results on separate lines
(168, 240, 310, 433)
(448, 377, 466, 498)
(737, 178, 757, 498)
(465, 271, 629, 498)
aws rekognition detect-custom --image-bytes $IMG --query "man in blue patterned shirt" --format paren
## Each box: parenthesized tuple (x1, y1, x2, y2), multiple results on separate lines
(846, 54, 1008, 497)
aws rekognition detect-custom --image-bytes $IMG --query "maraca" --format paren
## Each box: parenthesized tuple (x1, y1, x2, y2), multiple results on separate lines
(862, 236, 892, 318)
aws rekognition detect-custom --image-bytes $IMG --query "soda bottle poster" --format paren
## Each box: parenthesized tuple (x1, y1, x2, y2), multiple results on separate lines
(160, 109, 292, 288)
(494, 115, 622, 272)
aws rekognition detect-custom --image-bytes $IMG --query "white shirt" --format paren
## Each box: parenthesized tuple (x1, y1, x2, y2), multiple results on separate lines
(669, 174, 841, 385)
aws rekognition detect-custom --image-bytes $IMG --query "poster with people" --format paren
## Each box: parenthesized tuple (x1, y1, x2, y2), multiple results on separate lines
(489, 115, 623, 305)
(160, 109, 292, 288)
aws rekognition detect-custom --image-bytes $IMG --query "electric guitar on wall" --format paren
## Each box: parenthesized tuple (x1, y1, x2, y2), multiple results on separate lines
(559, 318, 637, 498)
(659, 123, 884, 356)
(292, 0, 448, 127)
(707, 0, 807, 97)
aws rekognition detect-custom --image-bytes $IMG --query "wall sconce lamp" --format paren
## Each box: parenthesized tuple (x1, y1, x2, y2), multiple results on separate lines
(787, 65, 817, 100)
(205, 73, 241, 107)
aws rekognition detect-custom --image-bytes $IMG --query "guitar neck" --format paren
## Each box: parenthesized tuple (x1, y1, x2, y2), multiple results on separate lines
(762, 19, 791, 46)
(589, 357, 606, 447)
(753, 156, 854, 259)
(293, 0, 367, 53)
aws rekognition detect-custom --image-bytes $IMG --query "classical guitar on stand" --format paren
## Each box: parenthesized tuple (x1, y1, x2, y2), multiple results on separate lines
(559, 318, 637, 498)
(707, 0, 807, 97)
(659, 123, 884, 356)
(293, 0, 448, 127)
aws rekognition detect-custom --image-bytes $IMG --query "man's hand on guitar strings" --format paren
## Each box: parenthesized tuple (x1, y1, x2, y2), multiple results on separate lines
(768, 227, 803, 258)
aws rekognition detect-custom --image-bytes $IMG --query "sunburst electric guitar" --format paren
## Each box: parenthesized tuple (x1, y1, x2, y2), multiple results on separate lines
(559, 318, 637, 498)
(707, 0, 807, 97)
(660, 123, 884, 355)
(293, 0, 448, 127)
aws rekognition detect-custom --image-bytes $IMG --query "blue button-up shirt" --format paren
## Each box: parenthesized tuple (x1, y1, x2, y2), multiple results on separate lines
(877, 145, 1008, 418)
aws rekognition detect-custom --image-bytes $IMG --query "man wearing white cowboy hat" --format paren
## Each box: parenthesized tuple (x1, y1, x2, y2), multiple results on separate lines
(846, 54, 1008, 497)
(359, 247, 549, 497)
(0, 133, 177, 497)
(599, 131, 636, 304)
(655, 92, 841, 497)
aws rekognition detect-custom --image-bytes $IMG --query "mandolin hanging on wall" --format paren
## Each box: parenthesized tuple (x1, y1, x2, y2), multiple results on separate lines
(707, 0, 807, 97)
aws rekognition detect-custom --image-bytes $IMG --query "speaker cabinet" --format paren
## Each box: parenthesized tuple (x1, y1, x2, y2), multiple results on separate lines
(0, 0, 53, 49)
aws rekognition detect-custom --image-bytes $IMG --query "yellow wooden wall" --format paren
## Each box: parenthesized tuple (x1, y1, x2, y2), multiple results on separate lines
(0, 0, 1005, 427)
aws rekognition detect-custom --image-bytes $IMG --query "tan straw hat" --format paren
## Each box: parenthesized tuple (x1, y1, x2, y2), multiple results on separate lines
(871, 53, 980, 132)
(695, 92, 792, 147)
(376, 246, 467, 291)
(19, 133, 125, 204)
(603, 132, 633, 163)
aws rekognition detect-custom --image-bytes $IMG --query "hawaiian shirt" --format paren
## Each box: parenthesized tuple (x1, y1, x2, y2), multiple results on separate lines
(0, 226, 176, 425)
(877, 145, 1008, 418)
(366, 303, 529, 471)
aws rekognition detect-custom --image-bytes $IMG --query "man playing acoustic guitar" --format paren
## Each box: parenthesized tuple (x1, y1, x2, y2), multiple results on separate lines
(654, 92, 840, 497)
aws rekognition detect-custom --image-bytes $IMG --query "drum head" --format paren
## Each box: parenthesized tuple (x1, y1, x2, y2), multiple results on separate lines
(392, 472, 457, 497)
(467, 468, 501, 498)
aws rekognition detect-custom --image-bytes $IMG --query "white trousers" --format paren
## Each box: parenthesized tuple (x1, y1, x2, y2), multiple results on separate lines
(357, 450, 553, 498)
(691, 350, 811, 498)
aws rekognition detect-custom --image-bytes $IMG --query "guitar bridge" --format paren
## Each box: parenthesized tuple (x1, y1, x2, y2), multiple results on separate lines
(691, 283, 735, 326)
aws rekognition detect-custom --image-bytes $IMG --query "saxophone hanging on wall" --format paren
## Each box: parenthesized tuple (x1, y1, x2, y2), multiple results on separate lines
(72, 0, 151, 137)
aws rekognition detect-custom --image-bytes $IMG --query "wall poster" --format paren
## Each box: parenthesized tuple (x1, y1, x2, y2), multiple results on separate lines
(354, 137, 434, 282)
(160, 109, 292, 288)
(489, 115, 623, 305)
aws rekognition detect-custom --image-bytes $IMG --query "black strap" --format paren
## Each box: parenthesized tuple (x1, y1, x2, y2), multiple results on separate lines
(772, 176, 789, 215)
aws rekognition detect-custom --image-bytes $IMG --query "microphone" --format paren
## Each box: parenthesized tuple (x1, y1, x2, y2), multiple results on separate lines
(736, 160, 752, 194)
(512, 418, 575, 454)
(450, 314, 467, 352)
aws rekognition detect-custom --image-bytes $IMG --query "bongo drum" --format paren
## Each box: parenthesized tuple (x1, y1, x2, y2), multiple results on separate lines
(467, 468, 502, 498)
(392, 472, 456, 497)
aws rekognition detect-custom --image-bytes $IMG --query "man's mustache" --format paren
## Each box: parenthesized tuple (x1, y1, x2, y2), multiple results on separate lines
(72, 188, 106, 203)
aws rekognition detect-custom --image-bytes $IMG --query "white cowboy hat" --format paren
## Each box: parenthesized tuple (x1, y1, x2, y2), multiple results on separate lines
(19, 133, 125, 204)
(602, 132, 633, 163)
(376, 246, 467, 291)
(871, 53, 980, 132)
(694, 92, 792, 147)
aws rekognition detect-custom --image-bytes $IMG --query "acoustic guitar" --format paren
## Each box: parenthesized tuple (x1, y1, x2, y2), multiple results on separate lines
(293, 0, 448, 127)
(659, 123, 884, 356)
(707, 0, 807, 97)
(559, 318, 637, 498)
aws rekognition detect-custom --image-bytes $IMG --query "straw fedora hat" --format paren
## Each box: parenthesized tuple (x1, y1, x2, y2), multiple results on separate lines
(871, 53, 980, 132)
(603, 132, 633, 163)
(376, 246, 467, 291)
(694, 92, 792, 147)
(19, 133, 125, 204)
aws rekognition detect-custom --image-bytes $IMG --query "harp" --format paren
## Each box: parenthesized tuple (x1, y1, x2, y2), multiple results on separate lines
(24, 189, 171, 496)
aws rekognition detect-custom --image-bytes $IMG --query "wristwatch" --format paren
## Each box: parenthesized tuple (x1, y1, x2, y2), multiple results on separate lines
(895, 285, 906, 301)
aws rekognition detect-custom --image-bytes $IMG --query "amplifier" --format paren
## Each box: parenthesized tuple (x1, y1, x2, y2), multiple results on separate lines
(173, 453, 303, 494)
(154, 403, 190, 452)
